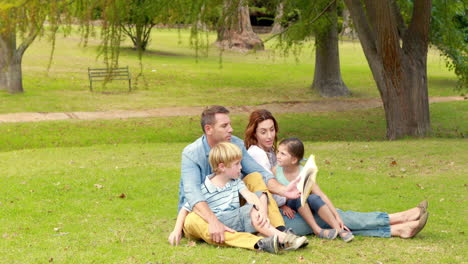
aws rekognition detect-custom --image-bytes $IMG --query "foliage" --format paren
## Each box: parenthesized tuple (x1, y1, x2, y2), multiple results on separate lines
(430, 0, 467, 90)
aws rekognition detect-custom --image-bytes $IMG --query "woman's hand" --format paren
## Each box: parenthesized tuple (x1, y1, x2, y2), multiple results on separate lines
(280, 205, 296, 219)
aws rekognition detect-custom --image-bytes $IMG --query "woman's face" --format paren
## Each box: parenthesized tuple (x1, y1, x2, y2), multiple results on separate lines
(255, 119, 276, 152)
(276, 144, 297, 167)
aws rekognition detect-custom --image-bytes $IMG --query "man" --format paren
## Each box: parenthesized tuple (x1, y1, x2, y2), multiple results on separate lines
(178, 105, 302, 250)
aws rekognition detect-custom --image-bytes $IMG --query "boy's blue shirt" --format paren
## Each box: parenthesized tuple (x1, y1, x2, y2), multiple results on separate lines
(178, 134, 275, 211)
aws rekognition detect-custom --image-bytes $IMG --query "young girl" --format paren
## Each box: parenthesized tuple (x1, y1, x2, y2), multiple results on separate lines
(275, 138, 354, 242)
(244, 109, 429, 239)
(168, 142, 308, 253)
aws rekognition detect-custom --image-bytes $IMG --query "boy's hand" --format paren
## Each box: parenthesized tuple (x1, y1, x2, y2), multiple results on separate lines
(253, 210, 269, 228)
(283, 176, 301, 199)
(280, 205, 296, 219)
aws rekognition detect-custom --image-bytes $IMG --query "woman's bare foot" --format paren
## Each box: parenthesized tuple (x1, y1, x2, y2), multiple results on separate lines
(391, 212, 429, 238)
(389, 207, 421, 224)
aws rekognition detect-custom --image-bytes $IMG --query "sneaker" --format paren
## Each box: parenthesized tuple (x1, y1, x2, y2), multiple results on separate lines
(257, 235, 279, 254)
(281, 233, 309, 251)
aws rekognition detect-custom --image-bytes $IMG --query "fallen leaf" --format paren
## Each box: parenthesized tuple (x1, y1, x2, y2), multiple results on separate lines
(53, 227, 61, 232)
(360, 160, 364, 163)
(400, 168, 406, 172)
(440, 198, 445, 202)
(20, 181, 27, 185)
(118, 193, 126, 199)
(94, 184, 104, 189)
(187, 241, 196, 247)
(416, 184, 425, 189)
(298, 256, 305, 262)
(390, 160, 397, 166)
(325, 160, 331, 165)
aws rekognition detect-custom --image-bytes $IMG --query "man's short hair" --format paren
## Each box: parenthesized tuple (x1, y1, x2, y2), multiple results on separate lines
(209, 142, 242, 174)
(201, 105, 230, 133)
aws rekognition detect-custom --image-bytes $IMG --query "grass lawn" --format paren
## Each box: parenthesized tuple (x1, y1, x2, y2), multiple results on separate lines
(0, 28, 461, 114)
(0, 101, 467, 263)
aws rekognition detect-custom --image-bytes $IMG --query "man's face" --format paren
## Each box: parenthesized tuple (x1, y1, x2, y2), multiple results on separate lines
(206, 113, 233, 145)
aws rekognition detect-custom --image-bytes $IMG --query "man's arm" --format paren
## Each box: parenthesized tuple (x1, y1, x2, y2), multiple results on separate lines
(267, 177, 301, 199)
(234, 137, 301, 199)
(180, 152, 206, 210)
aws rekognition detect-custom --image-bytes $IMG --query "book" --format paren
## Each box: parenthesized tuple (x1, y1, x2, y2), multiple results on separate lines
(296, 154, 318, 207)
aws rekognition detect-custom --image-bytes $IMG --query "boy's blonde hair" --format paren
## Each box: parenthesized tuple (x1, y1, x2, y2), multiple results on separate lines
(209, 142, 242, 174)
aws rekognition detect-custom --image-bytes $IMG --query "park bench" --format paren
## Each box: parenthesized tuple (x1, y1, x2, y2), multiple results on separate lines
(88, 66, 131, 92)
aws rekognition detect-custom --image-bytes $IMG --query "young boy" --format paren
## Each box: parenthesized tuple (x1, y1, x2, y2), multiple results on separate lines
(168, 142, 308, 253)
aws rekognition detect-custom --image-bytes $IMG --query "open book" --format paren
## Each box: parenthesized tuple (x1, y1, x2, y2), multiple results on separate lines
(296, 154, 318, 207)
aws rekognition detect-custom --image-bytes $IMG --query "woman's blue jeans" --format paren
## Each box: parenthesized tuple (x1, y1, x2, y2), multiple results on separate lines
(283, 209, 391, 237)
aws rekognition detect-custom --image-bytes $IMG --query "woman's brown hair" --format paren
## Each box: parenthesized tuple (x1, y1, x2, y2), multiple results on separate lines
(244, 109, 279, 151)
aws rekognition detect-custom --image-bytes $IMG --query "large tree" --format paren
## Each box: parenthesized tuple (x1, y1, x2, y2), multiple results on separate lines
(312, 0, 350, 97)
(0, 1, 65, 93)
(344, 0, 432, 139)
(276, 0, 350, 97)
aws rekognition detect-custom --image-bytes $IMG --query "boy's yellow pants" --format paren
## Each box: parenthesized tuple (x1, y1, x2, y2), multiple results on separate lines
(183, 172, 285, 249)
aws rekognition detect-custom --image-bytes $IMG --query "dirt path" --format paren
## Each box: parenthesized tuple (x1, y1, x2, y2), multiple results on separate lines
(0, 96, 464, 123)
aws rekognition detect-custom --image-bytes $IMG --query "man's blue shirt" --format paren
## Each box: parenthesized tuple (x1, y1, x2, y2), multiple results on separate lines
(178, 135, 275, 211)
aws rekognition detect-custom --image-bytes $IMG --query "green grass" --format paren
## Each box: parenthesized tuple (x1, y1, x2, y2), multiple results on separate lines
(0, 101, 466, 152)
(0, 29, 461, 114)
(0, 101, 467, 263)
(0, 140, 466, 263)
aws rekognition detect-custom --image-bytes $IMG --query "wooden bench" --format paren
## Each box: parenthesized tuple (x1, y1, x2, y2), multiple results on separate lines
(88, 66, 131, 92)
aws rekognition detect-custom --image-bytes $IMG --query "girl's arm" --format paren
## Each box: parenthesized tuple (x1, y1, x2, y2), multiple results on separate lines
(312, 184, 349, 231)
(168, 209, 189, 246)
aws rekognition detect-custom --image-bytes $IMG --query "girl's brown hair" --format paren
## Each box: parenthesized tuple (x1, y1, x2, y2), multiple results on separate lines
(244, 109, 279, 151)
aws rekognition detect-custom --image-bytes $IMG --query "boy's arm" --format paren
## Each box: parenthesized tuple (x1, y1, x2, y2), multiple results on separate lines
(168, 209, 189, 246)
(240, 188, 262, 209)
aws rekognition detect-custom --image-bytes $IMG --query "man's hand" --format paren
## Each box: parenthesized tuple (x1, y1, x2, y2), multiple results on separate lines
(208, 219, 235, 244)
(168, 230, 182, 246)
(283, 176, 301, 199)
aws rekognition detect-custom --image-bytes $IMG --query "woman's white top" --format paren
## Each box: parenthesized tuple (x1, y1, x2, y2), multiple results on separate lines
(247, 145, 286, 207)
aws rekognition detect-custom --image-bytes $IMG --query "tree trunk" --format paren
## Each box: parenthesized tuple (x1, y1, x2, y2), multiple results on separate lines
(270, 0, 284, 35)
(344, 0, 432, 139)
(0, 29, 24, 94)
(312, 1, 350, 97)
(216, 0, 264, 51)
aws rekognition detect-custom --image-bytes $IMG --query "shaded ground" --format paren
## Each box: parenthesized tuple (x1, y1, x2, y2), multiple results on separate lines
(0, 96, 464, 123)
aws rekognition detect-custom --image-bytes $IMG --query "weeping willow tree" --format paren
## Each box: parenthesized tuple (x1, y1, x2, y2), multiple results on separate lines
(0, 0, 184, 93)
(273, 0, 350, 97)
(0, 0, 74, 94)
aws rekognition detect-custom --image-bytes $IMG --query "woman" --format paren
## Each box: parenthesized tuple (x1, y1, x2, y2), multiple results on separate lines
(244, 109, 429, 238)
